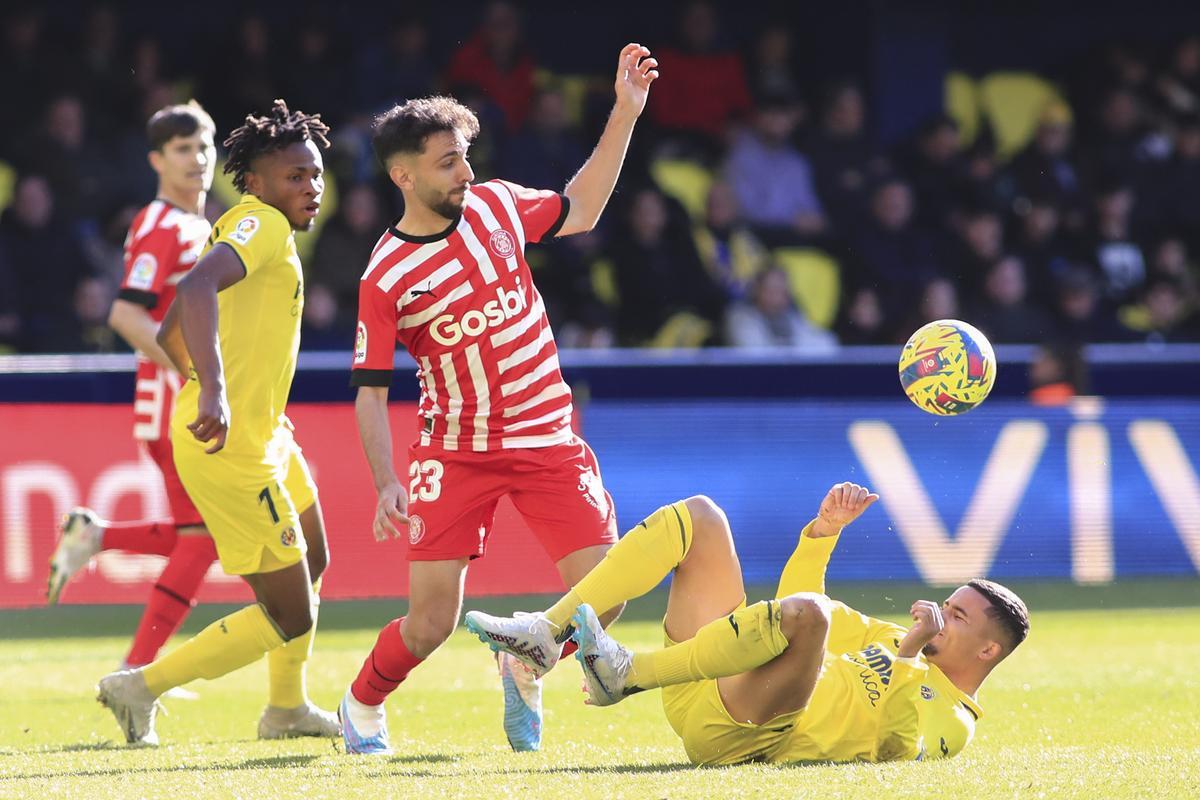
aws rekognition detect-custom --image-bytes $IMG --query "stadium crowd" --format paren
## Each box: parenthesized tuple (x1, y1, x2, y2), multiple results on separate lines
(2, 2, 1200, 354)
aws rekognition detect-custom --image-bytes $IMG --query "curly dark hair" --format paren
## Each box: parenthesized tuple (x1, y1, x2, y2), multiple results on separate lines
(371, 96, 480, 166)
(223, 99, 331, 194)
(967, 578, 1030, 652)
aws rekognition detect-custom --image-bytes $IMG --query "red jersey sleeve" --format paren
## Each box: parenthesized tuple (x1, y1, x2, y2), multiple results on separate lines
(350, 279, 400, 386)
(495, 180, 571, 243)
(118, 227, 182, 310)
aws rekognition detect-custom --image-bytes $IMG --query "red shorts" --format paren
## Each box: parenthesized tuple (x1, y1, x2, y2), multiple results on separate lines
(142, 436, 204, 528)
(405, 436, 617, 563)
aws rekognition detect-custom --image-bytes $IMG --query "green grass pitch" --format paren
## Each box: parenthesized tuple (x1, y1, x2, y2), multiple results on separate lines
(0, 580, 1197, 799)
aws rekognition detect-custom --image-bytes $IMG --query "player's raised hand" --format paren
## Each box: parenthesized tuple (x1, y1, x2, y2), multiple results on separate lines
(898, 600, 945, 658)
(614, 43, 659, 116)
(810, 481, 880, 537)
(374, 482, 410, 542)
(188, 385, 230, 454)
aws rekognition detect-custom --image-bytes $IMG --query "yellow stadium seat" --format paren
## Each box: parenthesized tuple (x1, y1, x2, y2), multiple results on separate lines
(977, 72, 1071, 162)
(650, 158, 713, 221)
(0, 160, 16, 214)
(648, 310, 712, 349)
(590, 257, 619, 308)
(772, 247, 841, 329)
(944, 72, 980, 146)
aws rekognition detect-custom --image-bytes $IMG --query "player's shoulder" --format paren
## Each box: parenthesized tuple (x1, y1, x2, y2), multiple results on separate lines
(214, 197, 290, 248)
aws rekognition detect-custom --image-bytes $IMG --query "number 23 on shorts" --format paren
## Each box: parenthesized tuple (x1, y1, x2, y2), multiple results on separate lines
(409, 459, 443, 502)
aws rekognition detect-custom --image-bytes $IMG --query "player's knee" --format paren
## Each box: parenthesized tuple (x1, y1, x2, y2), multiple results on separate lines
(682, 495, 732, 548)
(403, 612, 456, 658)
(306, 545, 328, 582)
(778, 593, 831, 641)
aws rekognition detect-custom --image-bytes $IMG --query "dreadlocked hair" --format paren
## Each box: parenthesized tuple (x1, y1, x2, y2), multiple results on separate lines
(222, 99, 331, 194)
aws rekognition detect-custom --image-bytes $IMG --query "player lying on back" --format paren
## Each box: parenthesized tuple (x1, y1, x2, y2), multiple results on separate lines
(467, 482, 1029, 764)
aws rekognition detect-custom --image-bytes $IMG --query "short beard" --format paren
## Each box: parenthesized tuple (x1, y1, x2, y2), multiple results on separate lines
(430, 196, 464, 221)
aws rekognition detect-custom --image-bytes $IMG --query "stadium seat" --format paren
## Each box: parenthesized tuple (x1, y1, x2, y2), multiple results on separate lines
(650, 159, 713, 221)
(944, 72, 981, 146)
(772, 248, 841, 329)
(977, 72, 1070, 161)
(0, 160, 15, 214)
(534, 70, 593, 128)
(590, 257, 620, 308)
(648, 310, 712, 349)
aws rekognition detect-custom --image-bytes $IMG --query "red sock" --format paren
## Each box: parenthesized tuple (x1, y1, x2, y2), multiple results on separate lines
(560, 640, 578, 659)
(124, 535, 218, 666)
(103, 520, 178, 557)
(351, 618, 423, 706)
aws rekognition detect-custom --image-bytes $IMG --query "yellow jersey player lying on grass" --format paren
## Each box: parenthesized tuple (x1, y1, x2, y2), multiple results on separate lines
(466, 483, 1029, 764)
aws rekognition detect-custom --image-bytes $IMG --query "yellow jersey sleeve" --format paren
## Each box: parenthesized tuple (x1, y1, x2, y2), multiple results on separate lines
(212, 199, 290, 278)
(775, 521, 838, 597)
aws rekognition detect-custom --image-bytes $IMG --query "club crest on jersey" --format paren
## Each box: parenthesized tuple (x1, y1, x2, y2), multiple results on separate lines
(920, 685, 936, 701)
(488, 229, 516, 259)
(577, 466, 610, 519)
(408, 514, 426, 545)
(229, 216, 260, 245)
(354, 321, 368, 364)
(127, 253, 158, 290)
(280, 527, 297, 547)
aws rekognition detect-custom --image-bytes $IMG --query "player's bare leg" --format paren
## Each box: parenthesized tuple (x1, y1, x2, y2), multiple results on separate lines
(259, 501, 339, 739)
(341, 557, 469, 755)
(661, 497, 746, 644)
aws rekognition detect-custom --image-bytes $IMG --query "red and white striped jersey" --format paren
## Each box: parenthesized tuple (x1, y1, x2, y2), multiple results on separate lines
(117, 199, 211, 441)
(351, 179, 573, 451)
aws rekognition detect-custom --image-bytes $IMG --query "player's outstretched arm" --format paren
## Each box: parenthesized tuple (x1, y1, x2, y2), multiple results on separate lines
(171, 243, 245, 454)
(776, 482, 878, 599)
(557, 43, 659, 237)
(810, 481, 880, 538)
(355, 386, 410, 541)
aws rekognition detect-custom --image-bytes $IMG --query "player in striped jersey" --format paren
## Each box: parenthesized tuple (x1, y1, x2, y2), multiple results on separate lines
(340, 44, 660, 755)
(47, 103, 219, 693)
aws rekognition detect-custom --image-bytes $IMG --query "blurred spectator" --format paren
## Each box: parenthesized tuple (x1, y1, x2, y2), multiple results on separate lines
(73, 4, 138, 139)
(1079, 87, 1171, 203)
(1011, 192, 1073, 308)
(949, 204, 1005, 300)
(724, 265, 837, 351)
(1147, 235, 1199, 297)
(1082, 182, 1146, 304)
(647, 1, 752, 153)
(1028, 341, 1088, 405)
(355, 17, 435, 113)
(1161, 113, 1200, 239)
(283, 16, 350, 126)
(1052, 264, 1131, 344)
(896, 114, 966, 232)
(607, 187, 725, 344)
(310, 184, 385, 314)
(0, 176, 90, 352)
(724, 92, 826, 240)
(970, 255, 1055, 344)
(446, 1, 537, 133)
(694, 179, 769, 302)
(16, 95, 114, 225)
(47, 276, 123, 353)
(199, 16, 280, 133)
(850, 177, 943, 325)
(1008, 102, 1084, 221)
(301, 283, 357, 350)
(834, 286, 888, 345)
(1154, 35, 1200, 116)
(1119, 277, 1200, 343)
(898, 277, 961, 342)
(0, 248, 19, 351)
(0, 9, 56, 159)
(527, 237, 614, 349)
(501, 87, 587, 191)
(748, 26, 801, 100)
(806, 80, 881, 234)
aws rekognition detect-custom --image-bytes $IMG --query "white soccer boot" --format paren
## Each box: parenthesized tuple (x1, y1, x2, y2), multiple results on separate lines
(96, 668, 161, 746)
(498, 651, 543, 751)
(571, 603, 635, 707)
(258, 702, 342, 739)
(339, 690, 392, 756)
(47, 507, 104, 604)
(463, 609, 561, 677)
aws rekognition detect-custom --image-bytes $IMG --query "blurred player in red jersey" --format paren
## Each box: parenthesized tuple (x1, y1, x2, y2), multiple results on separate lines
(339, 44, 659, 754)
(47, 103, 219, 692)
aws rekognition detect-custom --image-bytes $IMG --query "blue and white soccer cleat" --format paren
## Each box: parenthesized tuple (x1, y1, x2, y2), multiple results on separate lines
(338, 690, 392, 756)
(571, 603, 635, 707)
(464, 609, 561, 677)
(498, 651, 543, 752)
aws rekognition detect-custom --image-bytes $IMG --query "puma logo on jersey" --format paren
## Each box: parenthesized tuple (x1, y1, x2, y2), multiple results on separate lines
(429, 279, 527, 346)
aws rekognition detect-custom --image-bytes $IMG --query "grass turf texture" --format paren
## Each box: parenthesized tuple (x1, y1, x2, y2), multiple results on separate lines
(0, 580, 1197, 800)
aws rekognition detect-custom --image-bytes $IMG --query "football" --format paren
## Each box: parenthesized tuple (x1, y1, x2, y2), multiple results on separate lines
(898, 319, 997, 415)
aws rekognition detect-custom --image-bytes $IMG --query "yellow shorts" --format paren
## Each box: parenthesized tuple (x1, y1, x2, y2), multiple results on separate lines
(660, 604, 805, 766)
(173, 426, 318, 575)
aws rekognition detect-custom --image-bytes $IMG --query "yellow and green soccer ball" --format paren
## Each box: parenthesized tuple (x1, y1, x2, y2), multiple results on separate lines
(898, 319, 996, 415)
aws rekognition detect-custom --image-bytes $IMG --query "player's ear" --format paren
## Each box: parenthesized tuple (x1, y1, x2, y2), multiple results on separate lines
(147, 149, 164, 176)
(388, 160, 412, 191)
(979, 639, 1004, 664)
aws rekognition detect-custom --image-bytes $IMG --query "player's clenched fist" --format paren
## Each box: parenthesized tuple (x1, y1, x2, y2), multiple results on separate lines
(188, 385, 230, 454)
(897, 600, 945, 658)
(373, 482, 411, 542)
(810, 481, 879, 537)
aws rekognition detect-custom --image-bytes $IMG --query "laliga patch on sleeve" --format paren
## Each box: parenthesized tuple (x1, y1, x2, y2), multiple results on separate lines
(127, 253, 158, 290)
(354, 321, 368, 364)
(228, 216, 260, 245)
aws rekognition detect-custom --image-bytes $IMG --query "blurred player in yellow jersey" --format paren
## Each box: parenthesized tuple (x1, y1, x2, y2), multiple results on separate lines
(467, 483, 1029, 765)
(96, 100, 340, 746)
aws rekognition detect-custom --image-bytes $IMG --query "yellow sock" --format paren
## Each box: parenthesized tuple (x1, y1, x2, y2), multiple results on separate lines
(267, 580, 321, 709)
(143, 603, 285, 696)
(629, 600, 789, 690)
(545, 501, 694, 632)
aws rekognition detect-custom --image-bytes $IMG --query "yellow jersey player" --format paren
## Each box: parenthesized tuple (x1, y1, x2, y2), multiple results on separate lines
(95, 100, 340, 746)
(467, 482, 1029, 765)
